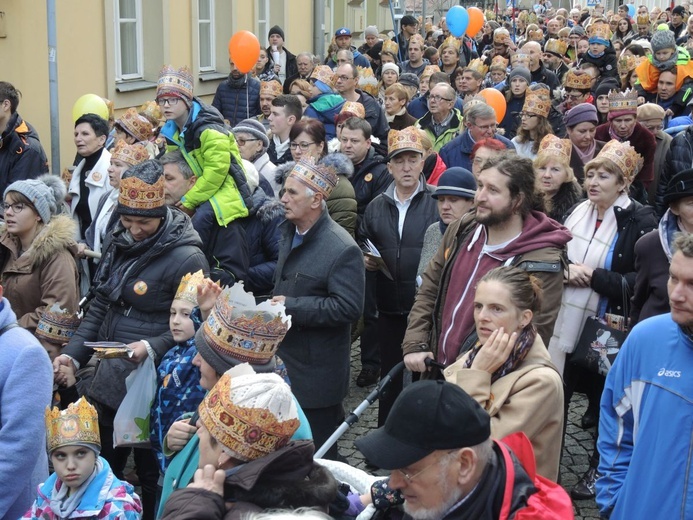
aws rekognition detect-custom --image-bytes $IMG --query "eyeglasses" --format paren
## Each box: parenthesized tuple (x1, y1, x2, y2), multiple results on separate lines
(290, 141, 316, 151)
(429, 94, 453, 103)
(336, 75, 356, 82)
(519, 112, 537, 119)
(565, 92, 585, 101)
(393, 450, 458, 484)
(236, 138, 260, 146)
(156, 97, 180, 107)
(3, 202, 26, 214)
(472, 122, 498, 132)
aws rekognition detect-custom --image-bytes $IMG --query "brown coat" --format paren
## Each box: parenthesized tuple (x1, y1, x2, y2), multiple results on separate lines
(0, 214, 79, 331)
(443, 335, 564, 482)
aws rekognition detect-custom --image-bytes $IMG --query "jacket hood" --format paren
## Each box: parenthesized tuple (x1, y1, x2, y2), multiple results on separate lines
(257, 197, 285, 224)
(0, 214, 77, 267)
(274, 160, 296, 186)
(3, 113, 40, 141)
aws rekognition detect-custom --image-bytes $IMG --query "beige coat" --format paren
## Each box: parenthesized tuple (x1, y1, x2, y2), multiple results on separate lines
(443, 334, 564, 482)
(0, 214, 80, 332)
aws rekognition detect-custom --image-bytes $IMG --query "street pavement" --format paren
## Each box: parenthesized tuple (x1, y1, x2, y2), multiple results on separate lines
(336, 340, 602, 520)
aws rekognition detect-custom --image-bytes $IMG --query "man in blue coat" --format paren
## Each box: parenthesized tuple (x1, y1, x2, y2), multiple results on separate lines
(212, 57, 261, 127)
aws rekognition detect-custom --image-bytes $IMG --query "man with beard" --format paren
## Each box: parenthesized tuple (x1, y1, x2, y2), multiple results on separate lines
(256, 80, 282, 130)
(543, 39, 570, 83)
(401, 153, 570, 376)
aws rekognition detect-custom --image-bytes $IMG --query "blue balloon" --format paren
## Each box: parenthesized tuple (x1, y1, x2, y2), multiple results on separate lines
(627, 4, 636, 18)
(446, 6, 469, 38)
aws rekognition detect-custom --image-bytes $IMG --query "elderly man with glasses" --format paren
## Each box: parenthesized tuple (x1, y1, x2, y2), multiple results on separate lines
(416, 83, 463, 152)
(439, 103, 514, 171)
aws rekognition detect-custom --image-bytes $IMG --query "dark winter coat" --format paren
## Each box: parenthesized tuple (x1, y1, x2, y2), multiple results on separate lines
(569, 140, 606, 185)
(530, 64, 561, 95)
(580, 47, 619, 80)
(388, 111, 418, 130)
(657, 124, 693, 217)
(273, 209, 364, 408)
(630, 228, 671, 326)
(355, 90, 390, 143)
(240, 188, 284, 297)
(546, 181, 583, 223)
(500, 95, 525, 139)
(0, 113, 48, 199)
(212, 74, 262, 127)
(351, 148, 391, 230)
(62, 208, 209, 411)
(266, 46, 299, 81)
(359, 178, 438, 315)
(267, 139, 293, 166)
(161, 441, 337, 520)
(439, 129, 515, 171)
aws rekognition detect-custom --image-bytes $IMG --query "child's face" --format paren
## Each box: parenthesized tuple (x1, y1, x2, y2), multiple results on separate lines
(170, 299, 196, 343)
(589, 42, 606, 55)
(39, 338, 63, 362)
(655, 48, 675, 62)
(51, 446, 97, 490)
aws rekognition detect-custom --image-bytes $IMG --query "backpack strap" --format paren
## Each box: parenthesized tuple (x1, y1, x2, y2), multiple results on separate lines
(496, 440, 517, 520)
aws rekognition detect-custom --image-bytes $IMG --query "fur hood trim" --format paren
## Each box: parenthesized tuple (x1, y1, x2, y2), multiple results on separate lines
(257, 198, 285, 224)
(0, 214, 77, 267)
(274, 161, 296, 186)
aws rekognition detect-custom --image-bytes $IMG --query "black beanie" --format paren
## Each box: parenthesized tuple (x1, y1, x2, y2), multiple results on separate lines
(268, 25, 285, 40)
(595, 78, 620, 98)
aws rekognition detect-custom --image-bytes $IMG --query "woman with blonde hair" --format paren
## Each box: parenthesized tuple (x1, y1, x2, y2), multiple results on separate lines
(383, 83, 416, 130)
(377, 63, 399, 104)
(511, 84, 554, 159)
(534, 135, 582, 222)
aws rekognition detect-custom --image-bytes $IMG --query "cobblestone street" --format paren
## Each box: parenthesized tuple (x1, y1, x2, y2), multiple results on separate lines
(337, 341, 601, 519)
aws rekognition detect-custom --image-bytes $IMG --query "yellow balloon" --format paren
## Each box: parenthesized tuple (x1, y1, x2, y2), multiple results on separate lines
(72, 94, 109, 122)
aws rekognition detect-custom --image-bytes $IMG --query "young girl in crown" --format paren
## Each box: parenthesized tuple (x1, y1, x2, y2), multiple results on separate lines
(23, 398, 142, 519)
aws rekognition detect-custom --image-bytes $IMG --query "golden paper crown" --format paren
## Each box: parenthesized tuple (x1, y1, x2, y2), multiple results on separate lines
(116, 108, 154, 142)
(139, 101, 163, 124)
(544, 38, 568, 56)
(288, 158, 339, 198)
(111, 140, 150, 166)
(608, 88, 638, 113)
(466, 58, 489, 76)
(564, 69, 593, 90)
(441, 35, 461, 52)
(409, 34, 425, 47)
(340, 101, 366, 119)
(381, 39, 399, 56)
(538, 134, 572, 163)
(618, 54, 645, 75)
(490, 55, 509, 71)
(420, 64, 441, 80)
(157, 65, 194, 100)
(118, 174, 165, 211)
(463, 94, 488, 115)
(310, 65, 335, 88)
(199, 372, 300, 462)
(588, 23, 612, 41)
(510, 53, 530, 67)
(388, 127, 424, 158)
(597, 140, 643, 182)
(636, 14, 651, 26)
(45, 397, 100, 454)
(357, 66, 379, 96)
(528, 29, 544, 41)
(523, 85, 551, 117)
(494, 28, 511, 44)
(36, 304, 81, 345)
(260, 80, 283, 98)
(175, 270, 205, 305)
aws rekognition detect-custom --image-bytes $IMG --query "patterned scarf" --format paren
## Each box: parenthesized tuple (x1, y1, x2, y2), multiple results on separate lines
(463, 325, 537, 383)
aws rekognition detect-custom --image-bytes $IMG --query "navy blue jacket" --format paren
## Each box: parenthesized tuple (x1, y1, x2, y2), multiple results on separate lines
(0, 113, 48, 199)
(439, 130, 515, 171)
(211, 74, 261, 127)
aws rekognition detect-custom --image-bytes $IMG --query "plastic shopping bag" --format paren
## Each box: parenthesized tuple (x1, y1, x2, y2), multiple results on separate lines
(113, 356, 157, 447)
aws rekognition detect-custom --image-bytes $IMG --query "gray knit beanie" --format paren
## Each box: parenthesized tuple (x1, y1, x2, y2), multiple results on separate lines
(508, 66, 532, 85)
(5, 174, 66, 224)
(569, 25, 585, 37)
(651, 29, 676, 55)
(399, 73, 420, 89)
(365, 25, 379, 37)
(232, 118, 270, 150)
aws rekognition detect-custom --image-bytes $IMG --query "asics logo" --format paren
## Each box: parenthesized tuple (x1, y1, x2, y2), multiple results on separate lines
(657, 368, 681, 378)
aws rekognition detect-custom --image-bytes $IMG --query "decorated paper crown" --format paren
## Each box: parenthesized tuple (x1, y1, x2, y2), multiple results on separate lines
(175, 270, 206, 305)
(494, 28, 511, 44)
(420, 64, 441, 79)
(463, 94, 488, 115)
(111, 140, 150, 167)
(441, 35, 461, 52)
(564, 69, 593, 90)
(357, 66, 379, 97)
(588, 23, 612, 41)
(157, 65, 194, 101)
(140, 100, 163, 124)
(118, 174, 165, 211)
(198, 372, 300, 462)
(466, 58, 489, 76)
(409, 34, 425, 47)
(310, 65, 335, 88)
(388, 126, 424, 158)
(544, 38, 568, 56)
(201, 282, 292, 367)
(538, 134, 572, 163)
(36, 304, 81, 345)
(260, 80, 283, 98)
(523, 85, 551, 117)
(116, 108, 154, 142)
(510, 53, 530, 67)
(636, 14, 651, 25)
(618, 54, 645, 75)
(608, 88, 638, 113)
(288, 158, 339, 198)
(490, 55, 509, 71)
(340, 101, 366, 119)
(45, 397, 100, 454)
(381, 39, 399, 56)
(527, 29, 544, 41)
(597, 140, 643, 182)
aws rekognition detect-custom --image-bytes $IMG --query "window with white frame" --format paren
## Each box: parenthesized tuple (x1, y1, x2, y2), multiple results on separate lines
(115, 0, 143, 80)
(199, 0, 215, 71)
(257, 0, 269, 46)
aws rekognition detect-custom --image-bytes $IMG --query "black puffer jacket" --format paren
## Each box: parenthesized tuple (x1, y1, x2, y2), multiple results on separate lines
(359, 178, 438, 315)
(351, 148, 390, 230)
(62, 208, 209, 411)
(212, 74, 261, 126)
(657, 124, 693, 217)
(0, 113, 48, 198)
(580, 47, 618, 79)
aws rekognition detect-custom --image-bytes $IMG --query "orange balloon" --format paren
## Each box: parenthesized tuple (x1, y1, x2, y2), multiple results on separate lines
(466, 7, 485, 37)
(228, 31, 261, 74)
(479, 88, 507, 123)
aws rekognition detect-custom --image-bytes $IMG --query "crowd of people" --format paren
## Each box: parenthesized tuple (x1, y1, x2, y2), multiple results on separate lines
(2, 2, 693, 519)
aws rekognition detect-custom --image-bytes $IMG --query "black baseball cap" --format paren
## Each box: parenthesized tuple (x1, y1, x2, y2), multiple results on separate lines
(664, 168, 693, 206)
(355, 380, 491, 470)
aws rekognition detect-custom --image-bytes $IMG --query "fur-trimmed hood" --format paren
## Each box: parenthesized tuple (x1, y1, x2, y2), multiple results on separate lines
(274, 160, 296, 187)
(248, 186, 285, 223)
(0, 214, 78, 267)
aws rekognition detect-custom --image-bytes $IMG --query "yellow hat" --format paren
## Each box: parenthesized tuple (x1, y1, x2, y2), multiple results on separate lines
(441, 35, 461, 53)
(381, 39, 399, 56)
(596, 140, 643, 182)
(310, 65, 335, 88)
(260, 80, 283, 98)
(494, 28, 511, 45)
(490, 55, 509, 71)
(466, 58, 489, 76)
(45, 397, 100, 454)
(537, 134, 572, 163)
(522, 84, 551, 118)
(175, 270, 206, 305)
(340, 101, 366, 119)
(357, 66, 379, 97)
(544, 38, 568, 56)
(563, 69, 593, 90)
